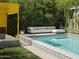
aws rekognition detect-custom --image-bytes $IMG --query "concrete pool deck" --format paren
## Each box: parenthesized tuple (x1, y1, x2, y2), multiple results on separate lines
(23, 33, 55, 36)
(0, 35, 19, 46)
(22, 45, 59, 59)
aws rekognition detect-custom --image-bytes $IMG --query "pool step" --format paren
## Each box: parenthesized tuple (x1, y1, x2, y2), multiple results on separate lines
(42, 40, 61, 47)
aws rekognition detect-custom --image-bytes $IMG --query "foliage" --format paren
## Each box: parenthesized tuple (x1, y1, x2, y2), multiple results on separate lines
(5, 0, 79, 34)
(25, 0, 56, 27)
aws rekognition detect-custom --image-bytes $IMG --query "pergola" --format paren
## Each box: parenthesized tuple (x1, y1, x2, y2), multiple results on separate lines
(0, 2, 19, 38)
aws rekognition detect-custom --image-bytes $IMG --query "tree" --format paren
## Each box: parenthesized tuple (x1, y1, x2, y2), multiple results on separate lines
(6, 0, 79, 34)
(25, 0, 57, 26)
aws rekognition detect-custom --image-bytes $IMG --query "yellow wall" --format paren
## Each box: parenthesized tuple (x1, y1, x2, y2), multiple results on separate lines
(0, 2, 19, 15)
(0, 13, 7, 27)
(8, 3, 19, 15)
(0, 8, 7, 27)
(0, 2, 19, 37)
(0, 2, 19, 27)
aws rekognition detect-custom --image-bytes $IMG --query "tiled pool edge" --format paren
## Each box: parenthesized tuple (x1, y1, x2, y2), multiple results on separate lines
(19, 34, 79, 59)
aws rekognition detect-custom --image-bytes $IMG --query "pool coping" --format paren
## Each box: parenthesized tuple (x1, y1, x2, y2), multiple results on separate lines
(20, 33, 79, 59)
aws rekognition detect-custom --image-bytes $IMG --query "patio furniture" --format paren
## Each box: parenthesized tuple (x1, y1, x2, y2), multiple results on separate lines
(27, 26, 56, 33)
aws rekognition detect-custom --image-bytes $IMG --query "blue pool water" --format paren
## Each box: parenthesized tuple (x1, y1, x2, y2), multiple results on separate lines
(29, 34, 79, 55)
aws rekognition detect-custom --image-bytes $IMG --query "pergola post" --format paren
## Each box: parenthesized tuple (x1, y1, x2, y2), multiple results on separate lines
(16, 11, 20, 39)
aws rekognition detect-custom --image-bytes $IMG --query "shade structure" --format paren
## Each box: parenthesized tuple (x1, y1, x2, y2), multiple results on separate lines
(0, 2, 19, 38)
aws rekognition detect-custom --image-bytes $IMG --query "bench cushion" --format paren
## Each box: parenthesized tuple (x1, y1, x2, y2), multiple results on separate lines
(27, 26, 55, 33)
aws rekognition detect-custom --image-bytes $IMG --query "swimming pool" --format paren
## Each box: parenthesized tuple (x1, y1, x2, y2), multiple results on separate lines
(29, 34, 79, 55)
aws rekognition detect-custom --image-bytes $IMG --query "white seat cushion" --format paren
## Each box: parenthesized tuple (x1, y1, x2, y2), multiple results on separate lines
(51, 29, 65, 33)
